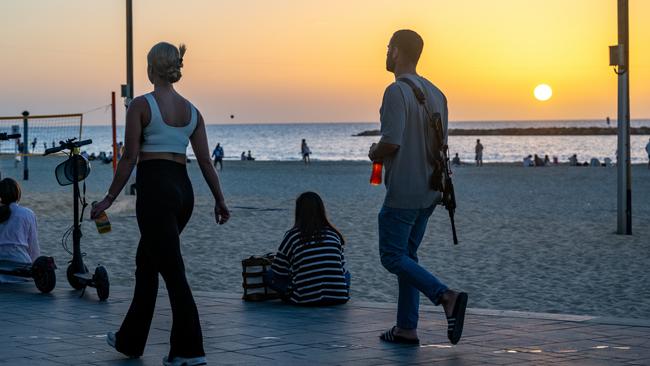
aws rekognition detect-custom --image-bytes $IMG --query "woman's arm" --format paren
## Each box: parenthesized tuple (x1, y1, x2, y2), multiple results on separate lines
(189, 111, 230, 224)
(90, 97, 144, 219)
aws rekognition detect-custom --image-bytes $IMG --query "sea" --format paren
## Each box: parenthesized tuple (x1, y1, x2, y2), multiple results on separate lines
(3, 119, 650, 164)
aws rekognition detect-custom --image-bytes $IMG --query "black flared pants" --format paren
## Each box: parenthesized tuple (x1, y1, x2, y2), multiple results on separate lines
(115, 159, 204, 359)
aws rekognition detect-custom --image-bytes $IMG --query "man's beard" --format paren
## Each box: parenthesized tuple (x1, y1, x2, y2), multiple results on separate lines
(386, 57, 395, 72)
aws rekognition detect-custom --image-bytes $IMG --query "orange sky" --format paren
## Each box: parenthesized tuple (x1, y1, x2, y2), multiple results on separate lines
(1, 0, 649, 124)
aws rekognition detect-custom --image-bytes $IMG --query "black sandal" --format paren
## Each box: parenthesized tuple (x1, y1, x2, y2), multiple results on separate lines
(379, 326, 420, 345)
(447, 292, 468, 345)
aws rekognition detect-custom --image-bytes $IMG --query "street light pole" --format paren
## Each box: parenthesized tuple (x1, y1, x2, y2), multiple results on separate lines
(123, 0, 134, 108)
(612, 0, 631, 235)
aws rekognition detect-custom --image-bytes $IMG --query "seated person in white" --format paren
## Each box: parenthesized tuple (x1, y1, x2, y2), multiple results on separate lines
(0, 178, 39, 283)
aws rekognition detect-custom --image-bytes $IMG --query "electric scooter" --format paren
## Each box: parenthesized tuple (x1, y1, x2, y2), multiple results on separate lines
(0, 132, 57, 293)
(45, 138, 109, 301)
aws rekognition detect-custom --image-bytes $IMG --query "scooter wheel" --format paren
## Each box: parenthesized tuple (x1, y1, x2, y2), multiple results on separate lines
(94, 266, 109, 301)
(66, 263, 88, 290)
(33, 256, 56, 294)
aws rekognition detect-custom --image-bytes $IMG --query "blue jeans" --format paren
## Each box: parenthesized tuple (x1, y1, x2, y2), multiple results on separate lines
(378, 205, 449, 330)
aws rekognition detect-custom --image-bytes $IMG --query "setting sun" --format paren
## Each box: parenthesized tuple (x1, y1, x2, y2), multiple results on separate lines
(534, 84, 553, 101)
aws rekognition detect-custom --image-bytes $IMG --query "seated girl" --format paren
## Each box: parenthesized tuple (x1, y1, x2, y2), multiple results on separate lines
(0, 178, 40, 283)
(266, 192, 350, 306)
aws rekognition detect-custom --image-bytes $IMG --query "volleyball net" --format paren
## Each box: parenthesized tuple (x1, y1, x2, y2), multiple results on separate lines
(0, 113, 83, 155)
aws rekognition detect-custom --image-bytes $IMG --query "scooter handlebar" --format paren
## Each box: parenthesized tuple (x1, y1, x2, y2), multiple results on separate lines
(43, 138, 93, 156)
(0, 133, 21, 141)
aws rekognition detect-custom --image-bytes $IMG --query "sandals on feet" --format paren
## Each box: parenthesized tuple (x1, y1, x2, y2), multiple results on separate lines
(446, 292, 468, 345)
(379, 326, 420, 345)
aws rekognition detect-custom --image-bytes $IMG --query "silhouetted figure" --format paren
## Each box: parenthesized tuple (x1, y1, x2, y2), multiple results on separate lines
(544, 155, 550, 165)
(451, 153, 461, 166)
(569, 154, 578, 166)
(247, 150, 255, 161)
(301, 139, 311, 165)
(475, 139, 483, 167)
(523, 155, 533, 167)
(534, 154, 545, 167)
(212, 143, 224, 170)
(240, 151, 246, 161)
(646, 139, 650, 169)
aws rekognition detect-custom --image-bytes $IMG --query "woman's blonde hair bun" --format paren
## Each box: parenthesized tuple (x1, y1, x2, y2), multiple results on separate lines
(147, 42, 187, 83)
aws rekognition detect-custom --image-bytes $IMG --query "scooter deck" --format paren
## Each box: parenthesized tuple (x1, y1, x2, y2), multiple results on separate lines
(72, 272, 93, 281)
(0, 260, 32, 276)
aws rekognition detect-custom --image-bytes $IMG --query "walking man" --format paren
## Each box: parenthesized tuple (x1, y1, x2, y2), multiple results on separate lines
(212, 143, 224, 170)
(645, 138, 650, 169)
(301, 139, 311, 165)
(368, 29, 468, 346)
(475, 139, 484, 167)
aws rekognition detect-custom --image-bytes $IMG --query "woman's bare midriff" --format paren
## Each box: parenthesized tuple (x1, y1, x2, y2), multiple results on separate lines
(139, 151, 187, 165)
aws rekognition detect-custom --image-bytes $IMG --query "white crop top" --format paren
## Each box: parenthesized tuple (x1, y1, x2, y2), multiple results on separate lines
(140, 93, 197, 154)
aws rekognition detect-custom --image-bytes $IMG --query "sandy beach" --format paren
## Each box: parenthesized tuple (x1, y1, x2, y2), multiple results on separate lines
(1, 156, 649, 319)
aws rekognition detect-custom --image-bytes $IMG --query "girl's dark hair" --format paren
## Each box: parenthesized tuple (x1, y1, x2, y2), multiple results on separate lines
(294, 191, 344, 245)
(0, 178, 21, 204)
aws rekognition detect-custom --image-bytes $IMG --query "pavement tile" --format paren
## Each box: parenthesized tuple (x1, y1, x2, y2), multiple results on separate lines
(1, 285, 649, 365)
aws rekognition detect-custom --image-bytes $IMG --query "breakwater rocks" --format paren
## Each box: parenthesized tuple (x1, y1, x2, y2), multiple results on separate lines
(354, 126, 650, 136)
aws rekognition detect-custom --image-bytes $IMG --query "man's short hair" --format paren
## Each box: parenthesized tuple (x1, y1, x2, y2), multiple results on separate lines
(391, 29, 424, 64)
(0, 178, 21, 204)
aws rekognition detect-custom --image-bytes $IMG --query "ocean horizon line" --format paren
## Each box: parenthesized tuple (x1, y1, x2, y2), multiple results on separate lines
(78, 117, 650, 127)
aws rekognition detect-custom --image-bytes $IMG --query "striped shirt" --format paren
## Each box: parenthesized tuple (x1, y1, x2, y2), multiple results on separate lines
(271, 227, 349, 305)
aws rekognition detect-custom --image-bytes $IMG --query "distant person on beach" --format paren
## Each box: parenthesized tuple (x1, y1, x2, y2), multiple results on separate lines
(240, 151, 246, 161)
(51, 140, 55, 149)
(31, 138, 37, 151)
(211, 143, 224, 170)
(43, 142, 47, 151)
(368, 29, 467, 345)
(265, 192, 350, 305)
(534, 154, 545, 167)
(301, 139, 311, 165)
(590, 157, 601, 167)
(569, 154, 578, 166)
(646, 139, 650, 169)
(452, 153, 461, 166)
(604, 157, 613, 167)
(475, 139, 483, 166)
(14, 141, 22, 167)
(544, 155, 550, 165)
(247, 150, 255, 161)
(117, 141, 124, 159)
(90, 42, 229, 366)
(0, 178, 39, 284)
(523, 155, 533, 167)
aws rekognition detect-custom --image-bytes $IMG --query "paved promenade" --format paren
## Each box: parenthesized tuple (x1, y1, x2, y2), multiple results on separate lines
(1, 284, 649, 365)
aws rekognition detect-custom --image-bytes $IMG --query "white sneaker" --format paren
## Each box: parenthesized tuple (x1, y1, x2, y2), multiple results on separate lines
(162, 356, 207, 366)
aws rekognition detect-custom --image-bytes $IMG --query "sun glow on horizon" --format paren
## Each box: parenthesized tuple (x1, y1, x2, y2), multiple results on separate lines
(534, 84, 553, 102)
(1, 0, 650, 124)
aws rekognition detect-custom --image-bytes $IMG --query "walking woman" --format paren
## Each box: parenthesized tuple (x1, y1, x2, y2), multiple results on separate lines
(91, 42, 229, 366)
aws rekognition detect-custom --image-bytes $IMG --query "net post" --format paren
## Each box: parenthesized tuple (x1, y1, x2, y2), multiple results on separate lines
(22, 111, 29, 180)
(111, 92, 118, 174)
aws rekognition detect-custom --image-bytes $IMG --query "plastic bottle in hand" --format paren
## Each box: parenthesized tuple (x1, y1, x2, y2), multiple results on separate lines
(91, 201, 112, 234)
(370, 162, 383, 185)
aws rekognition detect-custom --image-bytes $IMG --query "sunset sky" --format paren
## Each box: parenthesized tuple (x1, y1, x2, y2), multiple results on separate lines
(1, 0, 649, 124)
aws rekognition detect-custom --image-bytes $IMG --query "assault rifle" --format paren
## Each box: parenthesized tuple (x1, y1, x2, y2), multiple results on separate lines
(398, 78, 459, 245)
